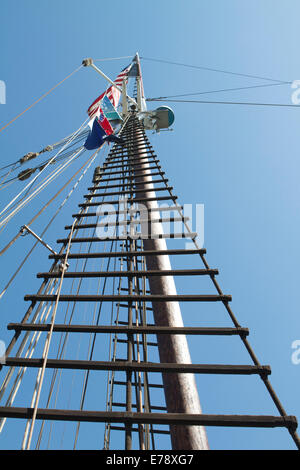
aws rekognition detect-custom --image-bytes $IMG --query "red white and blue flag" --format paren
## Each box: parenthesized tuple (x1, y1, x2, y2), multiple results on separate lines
(84, 106, 124, 150)
(87, 63, 133, 119)
(98, 108, 113, 135)
(84, 62, 133, 150)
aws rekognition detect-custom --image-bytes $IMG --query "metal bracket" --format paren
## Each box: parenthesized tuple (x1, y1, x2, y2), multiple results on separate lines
(20, 225, 58, 256)
(82, 57, 138, 109)
(82, 58, 93, 67)
(20, 225, 69, 273)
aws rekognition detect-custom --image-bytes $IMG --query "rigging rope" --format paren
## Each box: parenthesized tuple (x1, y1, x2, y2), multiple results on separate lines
(147, 81, 292, 101)
(0, 147, 85, 223)
(147, 98, 300, 108)
(0, 147, 99, 257)
(0, 65, 82, 135)
(0, 118, 89, 220)
(0, 148, 99, 299)
(73, 241, 116, 449)
(0, 130, 89, 178)
(72, 153, 123, 449)
(2, 145, 110, 447)
(140, 56, 289, 83)
(0, 280, 58, 432)
(0, 147, 85, 230)
(21, 220, 76, 450)
(34, 167, 114, 448)
(35, 205, 98, 448)
(94, 56, 133, 61)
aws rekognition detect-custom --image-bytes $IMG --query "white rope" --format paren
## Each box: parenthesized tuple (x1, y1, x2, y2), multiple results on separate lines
(0, 148, 99, 299)
(0, 147, 85, 229)
(0, 150, 82, 225)
(0, 118, 89, 219)
(93, 56, 133, 61)
(0, 282, 58, 432)
(0, 164, 18, 186)
(21, 221, 76, 450)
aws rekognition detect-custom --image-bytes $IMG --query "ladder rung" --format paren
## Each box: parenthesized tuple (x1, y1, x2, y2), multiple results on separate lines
(7, 323, 249, 337)
(3, 358, 269, 376)
(108, 426, 170, 435)
(24, 293, 232, 303)
(83, 186, 171, 199)
(107, 149, 154, 157)
(56, 233, 196, 244)
(116, 321, 155, 326)
(37, 268, 218, 279)
(108, 426, 169, 435)
(97, 159, 158, 171)
(111, 402, 167, 411)
(115, 339, 158, 347)
(107, 145, 154, 153)
(49, 248, 206, 260)
(92, 171, 165, 183)
(104, 151, 156, 160)
(88, 178, 168, 191)
(113, 381, 163, 389)
(78, 195, 176, 208)
(0, 407, 295, 430)
(117, 303, 152, 309)
(118, 259, 144, 263)
(72, 205, 184, 218)
(104, 156, 158, 166)
(92, 165, 159, 177)
(117, 288, 148, 292)
(65, 216, 188, 230)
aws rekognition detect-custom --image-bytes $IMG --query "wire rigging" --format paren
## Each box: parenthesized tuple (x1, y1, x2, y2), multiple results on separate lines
(0, 147, 85, 230)
(35, 205, 101, 449)
(147, 81, 292, 101)
(0, 129, 89, 179)
(94, 56, 134, 62)
(1, 145, 85, 187)
(147, 98, 300, 108)
(0, 148, 100, 299)
(0, 65, 83, 135)
(0, 118, 89, 226)
(140, 56, 289, 83)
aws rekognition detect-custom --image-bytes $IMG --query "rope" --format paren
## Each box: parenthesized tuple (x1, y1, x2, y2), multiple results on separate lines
(0, 149, 97, 257)
(73, 242, 115, 449)
(72, 147, 124, 449)
(140, 56, 288, 83)
(94, 56, 133, 61)
(33, 150, 110, 448)
(147, 81, 292, 101)
(1, 144, 86, 186)
(147, 98, 300, 108)
(39, 178, 112, 448)
(0, 147, 85, 231)
(0, 163, 18, 185)
(35, 208, 97, 448)
(0, 148, 99, 298)
(0, 147, 85, 226)
(21, 220, 76, 450)
(0, 117, 89, 220)
(0, 148, 84, 231)
(0, 65, 82, 134)
(133, 116, 300, 450)
(0, 129, 89, 177)
(46, 222, 103, 449)
(0, 281, 58, 432)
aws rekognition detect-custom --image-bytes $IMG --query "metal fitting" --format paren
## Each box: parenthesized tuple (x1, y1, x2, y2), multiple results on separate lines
(82, 58, 93, 67)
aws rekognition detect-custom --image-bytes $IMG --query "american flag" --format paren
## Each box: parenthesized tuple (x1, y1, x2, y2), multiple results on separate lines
(87, 63, 133, 119)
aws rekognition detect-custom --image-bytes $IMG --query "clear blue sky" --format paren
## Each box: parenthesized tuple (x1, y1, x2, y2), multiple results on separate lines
(0, 0, 300, 450)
